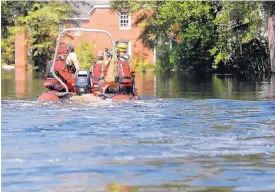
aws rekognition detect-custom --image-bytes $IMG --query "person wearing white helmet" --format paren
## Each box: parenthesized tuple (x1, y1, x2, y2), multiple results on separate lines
(66, 44, 80, 73)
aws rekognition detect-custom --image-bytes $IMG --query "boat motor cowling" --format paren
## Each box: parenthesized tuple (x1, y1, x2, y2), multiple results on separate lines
(75, 70, 91, 95)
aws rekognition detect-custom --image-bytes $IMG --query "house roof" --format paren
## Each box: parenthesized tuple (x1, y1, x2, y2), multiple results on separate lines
(88, 4, 111, 15)
(68, 1, 110, 20)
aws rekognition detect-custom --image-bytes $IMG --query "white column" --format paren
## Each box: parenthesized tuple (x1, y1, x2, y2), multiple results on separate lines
(153, 46, 156, 65)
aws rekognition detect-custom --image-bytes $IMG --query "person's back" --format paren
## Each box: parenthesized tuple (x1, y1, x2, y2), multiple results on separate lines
(66, 44, 80, 73)
(93, 53, 105, 89)
(116, 42, 135, 94)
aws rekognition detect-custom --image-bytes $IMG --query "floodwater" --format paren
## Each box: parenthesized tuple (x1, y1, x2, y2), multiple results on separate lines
(1, 69, 275, 192)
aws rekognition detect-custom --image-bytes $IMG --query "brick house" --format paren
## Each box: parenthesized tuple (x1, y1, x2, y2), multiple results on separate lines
(60, 1, 155, 64)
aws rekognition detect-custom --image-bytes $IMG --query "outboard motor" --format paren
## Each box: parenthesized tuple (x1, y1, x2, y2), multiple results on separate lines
(75, 70, 91, 96)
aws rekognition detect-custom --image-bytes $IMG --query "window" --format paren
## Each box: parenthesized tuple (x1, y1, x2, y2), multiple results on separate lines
(72, 21, 83, 36)
(58, 24, 64, 33)
(119, 12, 131, 30)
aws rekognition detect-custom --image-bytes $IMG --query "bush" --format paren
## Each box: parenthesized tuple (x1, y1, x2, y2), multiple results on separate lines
(131, 51, 155, 72)
(155, 44, 180, 72)
(217, 38, 269, 75)
(1, 34, 15, 66)
(136, 62, 155, 72)
(75, 41, 96, 70)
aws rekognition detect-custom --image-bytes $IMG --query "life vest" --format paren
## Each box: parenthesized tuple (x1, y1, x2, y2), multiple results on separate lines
(53, 60, 75, 90)
(101, 60, 111, 78)
(43, 45, 75, 92)
(91, 62, 103, 86)
(117, 59, 132, 87)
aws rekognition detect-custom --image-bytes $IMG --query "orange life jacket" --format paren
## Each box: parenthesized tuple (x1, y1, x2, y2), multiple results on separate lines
(91, 62, 103, 86)
(117, 59, 132, 87)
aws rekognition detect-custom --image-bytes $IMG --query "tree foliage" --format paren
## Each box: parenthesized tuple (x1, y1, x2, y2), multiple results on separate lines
(1, 31, 16, 65)
(111, 0, 272, 74)
(17, 2, 72, 68)
(111, 1, 220, 72)
(212, 1, 266, 62)
(1, 1, 35, 38)
(262, 1, 275, 16)
(75, 41, 96, 70)
(1, 1, 73, 68)
(1, 1, 37, 65)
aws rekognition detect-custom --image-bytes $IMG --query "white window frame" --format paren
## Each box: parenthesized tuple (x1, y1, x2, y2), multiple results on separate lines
(154, 46, 156, 65)
(119, 12, 131, 30)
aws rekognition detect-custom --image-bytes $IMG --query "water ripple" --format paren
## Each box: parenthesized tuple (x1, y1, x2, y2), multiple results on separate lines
(2, 99, 275, 191)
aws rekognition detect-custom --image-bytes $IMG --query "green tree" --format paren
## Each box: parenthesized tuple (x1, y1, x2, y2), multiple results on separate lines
(111, 0, 270, 75)
(111, 1, 220, 72)
(1, 30, 16, 66)
(262, 1, 275, 16)
(1, 1, 37, 65)
(1, 1, 36, 38)
(1, 1, 76, 68)
(75, 41, 96, 70)
(212, 1, 269, 74)
(16, 2, 72, 69)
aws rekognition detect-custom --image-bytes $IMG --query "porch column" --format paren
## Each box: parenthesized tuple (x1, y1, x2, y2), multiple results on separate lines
(268, 16, 275, 73)
(15, 31, 28, 70)
(153, 46, 156, 65)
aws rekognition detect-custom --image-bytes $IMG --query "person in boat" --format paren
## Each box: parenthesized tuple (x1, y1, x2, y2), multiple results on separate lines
(66, 44, 80, 74)
(96, 52, 104, 64)
(117, 42, 130, 62)
(44, 46, 71, 91)
(102, 49, 112, 76)
(97, 43, 126, 90)
(44, 46, 68, 79)
(95, 52, 105, 89)
(116, 42, 137, 75)
(116, 42, 136, 94)
(92, 50, 113, 92)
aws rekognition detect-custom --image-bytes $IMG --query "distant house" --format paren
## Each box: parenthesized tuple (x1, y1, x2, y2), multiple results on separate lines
(60, 1, 155, 64)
